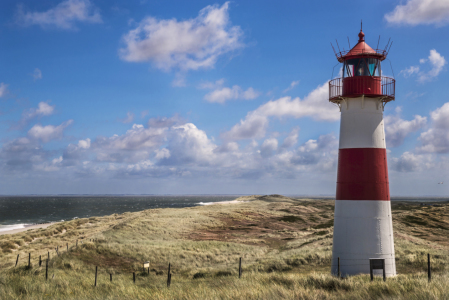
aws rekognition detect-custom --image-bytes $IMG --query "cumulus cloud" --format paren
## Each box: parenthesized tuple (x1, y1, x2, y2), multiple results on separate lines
(222, 82, 338, 140)
(401, 49, 446, 82)
(25, 102, 55, 119)
(385, 0, 449, 26)
(390, 152, 433, 172)
(28, 120, 73, 143)
(12, 102, 56, 130)
(32, 68, 43, 80)
(418, 102, 449, 153)
(419, 49, 447, 81)
(17, 0, 102, 30)
(119, 112, 135, 124)
(204, 85, 259, 103)
(119, 2, 243, 73)
(198, 78, 225, 90)
(400, 66, 420, 77)
(384, 109, 427, 147)
(281, 127, 299, 148)
(283, 80, 300, 93)
(260, 138, 278, 157)
(0, 137, 48, 171)
(162, 123, 217, 165)
(0, 83, 8, 98)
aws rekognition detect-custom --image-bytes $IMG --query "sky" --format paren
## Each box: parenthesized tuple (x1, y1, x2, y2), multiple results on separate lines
(0, 0, 449, 196)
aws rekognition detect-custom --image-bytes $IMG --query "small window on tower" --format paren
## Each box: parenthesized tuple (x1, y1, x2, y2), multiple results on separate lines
(367, 58, 381, 76)
(354, 59, 370, 76)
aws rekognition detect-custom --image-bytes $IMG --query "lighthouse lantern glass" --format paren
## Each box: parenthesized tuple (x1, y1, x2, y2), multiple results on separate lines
(343, 58, 381, 78)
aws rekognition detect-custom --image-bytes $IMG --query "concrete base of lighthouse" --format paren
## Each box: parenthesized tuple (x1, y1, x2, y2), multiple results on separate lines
(331, 200, 396, 277)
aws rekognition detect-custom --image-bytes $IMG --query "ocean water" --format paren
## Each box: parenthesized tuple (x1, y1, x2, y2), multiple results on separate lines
(0, 195, 240, 229)
(1, 195, 448, 231)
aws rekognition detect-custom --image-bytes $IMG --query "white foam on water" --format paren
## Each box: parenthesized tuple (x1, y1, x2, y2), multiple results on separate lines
(0, 224, 31, 233)
(196, 202, 215, 206)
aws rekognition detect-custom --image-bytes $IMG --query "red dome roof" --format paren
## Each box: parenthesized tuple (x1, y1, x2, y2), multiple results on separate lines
(333, 29, 387, 62)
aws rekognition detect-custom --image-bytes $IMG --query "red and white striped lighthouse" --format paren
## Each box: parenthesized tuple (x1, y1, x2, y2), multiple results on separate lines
(329, 27, 396, 277)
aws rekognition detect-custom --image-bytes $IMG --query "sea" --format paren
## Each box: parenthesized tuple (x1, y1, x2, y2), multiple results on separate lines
(0, 195, 240, 232)
(0, 195, 448, 233)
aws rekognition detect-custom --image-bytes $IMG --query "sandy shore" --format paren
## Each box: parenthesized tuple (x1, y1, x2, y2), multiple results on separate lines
(0, 223, 57, 236)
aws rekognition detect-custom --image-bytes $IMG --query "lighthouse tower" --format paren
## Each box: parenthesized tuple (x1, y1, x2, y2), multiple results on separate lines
(329, 27, 396, 277)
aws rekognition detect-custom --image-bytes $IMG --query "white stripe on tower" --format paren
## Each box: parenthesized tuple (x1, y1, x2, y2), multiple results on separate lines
(331, 97, 396, 277)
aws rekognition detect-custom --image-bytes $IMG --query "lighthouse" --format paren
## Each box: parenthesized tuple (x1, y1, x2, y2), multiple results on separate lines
(329, 27, 396, 277)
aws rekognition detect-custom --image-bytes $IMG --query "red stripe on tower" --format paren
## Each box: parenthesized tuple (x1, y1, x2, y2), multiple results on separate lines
(336, 148, 389, 200)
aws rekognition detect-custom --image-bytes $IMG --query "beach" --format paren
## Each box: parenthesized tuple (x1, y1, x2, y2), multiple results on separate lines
(0, 223, 56, 236)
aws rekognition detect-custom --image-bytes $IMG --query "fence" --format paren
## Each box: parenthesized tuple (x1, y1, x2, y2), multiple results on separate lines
(7, 237, 442, 288)
(329, 76, 395, 101)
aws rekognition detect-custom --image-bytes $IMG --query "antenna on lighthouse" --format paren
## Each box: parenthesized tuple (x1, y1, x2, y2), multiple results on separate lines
(384, 38, 391, 52)
(335, 39, 342, 53)
(347, 37, 351, 49)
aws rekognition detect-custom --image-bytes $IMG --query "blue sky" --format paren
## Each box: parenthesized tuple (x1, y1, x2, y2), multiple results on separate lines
(0, 0, 449, 196)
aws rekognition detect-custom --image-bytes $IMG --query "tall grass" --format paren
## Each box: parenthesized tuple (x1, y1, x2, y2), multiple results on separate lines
(0, 195, 448, 299)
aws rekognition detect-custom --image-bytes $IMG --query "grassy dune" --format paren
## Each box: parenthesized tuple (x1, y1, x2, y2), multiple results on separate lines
(0, 195, 448, 299)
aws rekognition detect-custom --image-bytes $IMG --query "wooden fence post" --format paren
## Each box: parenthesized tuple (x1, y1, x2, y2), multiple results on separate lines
(39, 255, 42, 267)
(110, 273, 112, 282)
(15, 254, 19, 267)
(239, 257, 242, 278)
(46, 259, 48, 281)
(95, 266, 98, 287)
(133, 272, 136, 283)
(167, 263, 171, 287)
(428, 253, 431, 282)
(337, 257, 340, 278)
(382, 259, 386, 282)
(369, 260, 373, 281)
(28, 253, 31, 268)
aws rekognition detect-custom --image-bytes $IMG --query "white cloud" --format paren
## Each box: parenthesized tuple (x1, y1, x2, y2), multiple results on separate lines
(401, 49, 446, 82)
(17, 0, 102, 30)
(78, 138, 91, 149)
(27, 120, 73, 143)
(95, 123, 166, 151)
(32, 68, 43, 80)
(385, 0, 449, 26)
(198, 78, 225, 90)
(13, 102, 56, 129)
(119, 2, 243, 73)
(419, 49, 447, 81)
(260, 138, 278, 157)
(119, 112, 135, 124)
(281, 127, 299, 148)
(418, 102, 449, 153)
(222, 82, 338, 140)
(283, 80, 300, 93)
(163, 123, 217, 165)
(0, 83, 8, 97)
(155, 148, 170, 160)
(400, 66, 420, 77)
(204, 85, 259, 103)
(425, 49, 446, 77)
(384, 111, 427, 147)
(390, 152, 433, 172)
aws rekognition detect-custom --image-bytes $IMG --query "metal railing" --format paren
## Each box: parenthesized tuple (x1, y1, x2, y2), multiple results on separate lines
(329, 76, 395, 102)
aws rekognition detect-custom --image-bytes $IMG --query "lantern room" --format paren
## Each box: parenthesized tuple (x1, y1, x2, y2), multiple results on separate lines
(329, 28, 395, 104)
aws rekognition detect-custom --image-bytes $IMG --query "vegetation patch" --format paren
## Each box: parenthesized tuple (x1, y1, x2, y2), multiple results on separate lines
(279, 215, 304, 223)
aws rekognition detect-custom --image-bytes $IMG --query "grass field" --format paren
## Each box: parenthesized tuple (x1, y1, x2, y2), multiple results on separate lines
(0, 195, 448, 299)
